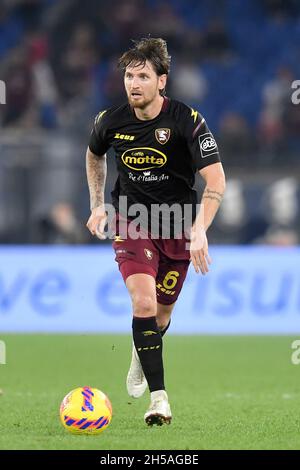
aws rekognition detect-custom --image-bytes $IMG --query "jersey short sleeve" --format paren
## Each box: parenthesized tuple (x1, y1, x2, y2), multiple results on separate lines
(88, 110, 110, 156)
(182, 106, 221, 171)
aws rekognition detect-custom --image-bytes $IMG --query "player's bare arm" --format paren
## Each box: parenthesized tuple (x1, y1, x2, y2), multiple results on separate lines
(190, 162, 226, 275)
(86, 147, 107, 239)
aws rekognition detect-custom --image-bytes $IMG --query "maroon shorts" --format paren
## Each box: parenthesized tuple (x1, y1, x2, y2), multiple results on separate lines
(112, 215, 190, 305)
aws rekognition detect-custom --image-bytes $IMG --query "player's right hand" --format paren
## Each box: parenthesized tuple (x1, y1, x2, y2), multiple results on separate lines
(86, 206, 107, 240)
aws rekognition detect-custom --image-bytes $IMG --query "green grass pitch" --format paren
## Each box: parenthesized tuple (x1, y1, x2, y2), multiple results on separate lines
(0, 334, 300, 450)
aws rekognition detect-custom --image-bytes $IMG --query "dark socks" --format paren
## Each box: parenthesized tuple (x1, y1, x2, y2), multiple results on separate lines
(132, 316, 165, 392)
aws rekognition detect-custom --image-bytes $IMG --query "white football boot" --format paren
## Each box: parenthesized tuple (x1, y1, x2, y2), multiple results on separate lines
(126, 344, 148, 398)
(144, 390, 172, 426)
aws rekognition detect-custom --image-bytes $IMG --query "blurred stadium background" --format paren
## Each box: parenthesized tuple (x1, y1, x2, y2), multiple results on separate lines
(1, 0, 300, 450)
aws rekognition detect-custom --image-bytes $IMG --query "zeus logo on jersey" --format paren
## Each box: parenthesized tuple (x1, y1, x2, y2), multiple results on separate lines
(114, 133, 135, 141)
(121, 147, 167, 171)
(198, 133, 218, 158)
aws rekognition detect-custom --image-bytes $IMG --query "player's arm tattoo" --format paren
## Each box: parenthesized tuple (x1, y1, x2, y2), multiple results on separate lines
(202, 187, 224, 205)
(86, 149, 107, 210)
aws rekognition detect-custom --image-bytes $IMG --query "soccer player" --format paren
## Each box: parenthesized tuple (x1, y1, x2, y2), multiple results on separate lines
(86, 38, 226, 426)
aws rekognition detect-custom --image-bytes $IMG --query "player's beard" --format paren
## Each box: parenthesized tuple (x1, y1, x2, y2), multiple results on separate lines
(127, 91, 157, 110)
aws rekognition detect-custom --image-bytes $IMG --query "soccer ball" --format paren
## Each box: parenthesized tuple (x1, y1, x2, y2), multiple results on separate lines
(60, 386, 112, 435)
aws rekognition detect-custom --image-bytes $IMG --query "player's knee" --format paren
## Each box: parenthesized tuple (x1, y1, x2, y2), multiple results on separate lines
(132, 295, 156, 317)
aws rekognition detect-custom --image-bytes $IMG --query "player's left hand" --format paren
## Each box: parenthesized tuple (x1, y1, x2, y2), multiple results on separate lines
(189, 227, 212, 274)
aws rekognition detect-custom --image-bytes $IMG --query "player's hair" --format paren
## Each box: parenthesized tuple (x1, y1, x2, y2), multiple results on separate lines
(118, 37, 171, 95)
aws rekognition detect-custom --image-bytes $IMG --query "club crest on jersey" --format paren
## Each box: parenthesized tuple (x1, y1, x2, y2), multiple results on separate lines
(155, 128, 170, 145)
(144, 248, 153, 260)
